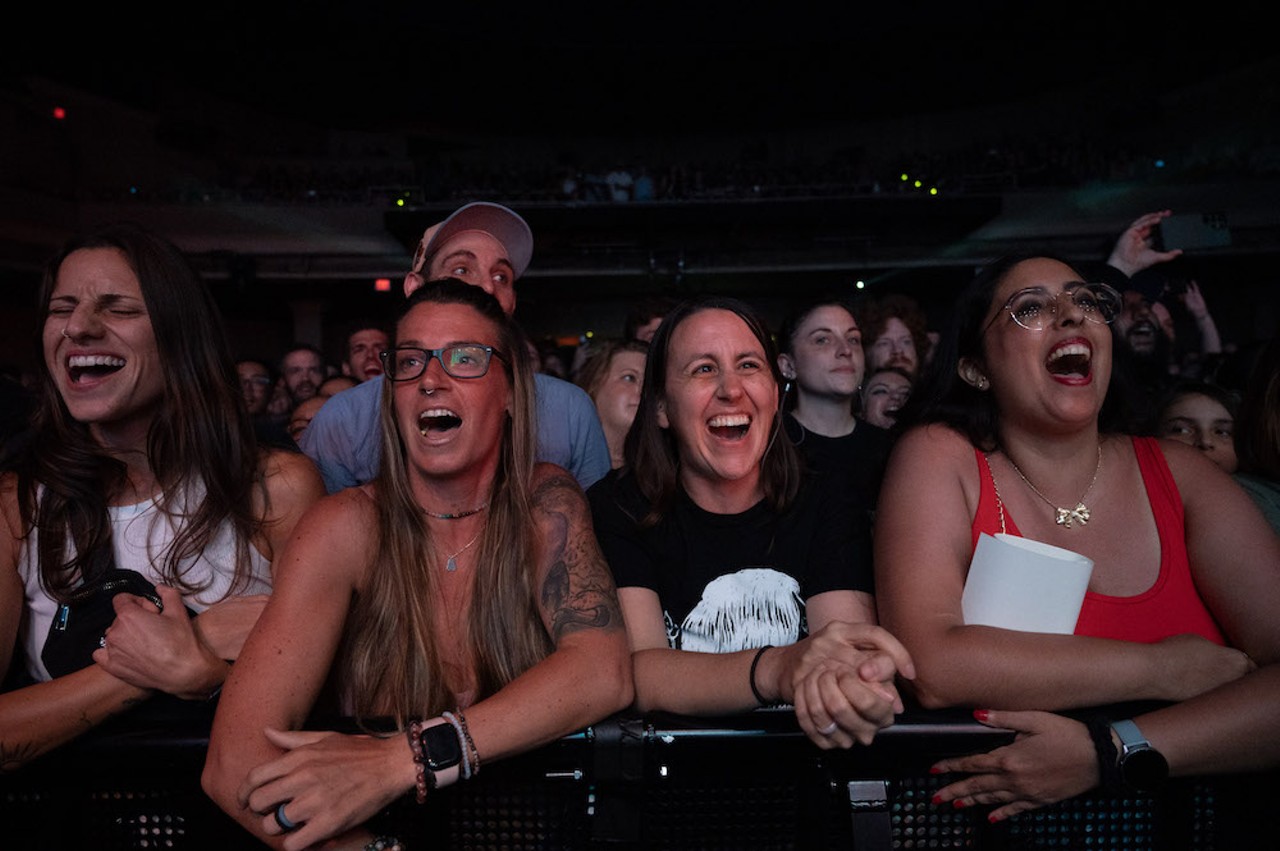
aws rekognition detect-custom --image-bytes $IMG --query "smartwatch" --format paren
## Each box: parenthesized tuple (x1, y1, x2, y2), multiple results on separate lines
(1110, 719, 1169, 794)
(419, 720, 462, 789)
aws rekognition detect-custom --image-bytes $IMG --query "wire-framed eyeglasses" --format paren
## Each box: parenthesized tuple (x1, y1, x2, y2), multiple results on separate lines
(380, 344, 507, 381)
(986, 282, 1123, 332)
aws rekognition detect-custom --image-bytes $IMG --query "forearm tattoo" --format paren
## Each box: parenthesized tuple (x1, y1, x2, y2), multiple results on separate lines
(534, 474, 624, 642)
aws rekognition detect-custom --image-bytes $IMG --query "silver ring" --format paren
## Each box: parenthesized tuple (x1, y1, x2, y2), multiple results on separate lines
(98, 634, 107, 648)
(62, 328, 72, 339)
(819, 721, 839, 736)
(274, 802, 300, 832)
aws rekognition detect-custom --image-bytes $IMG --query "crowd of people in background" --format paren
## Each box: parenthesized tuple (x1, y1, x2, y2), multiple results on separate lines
(0, 201, 1276, 849)
(76, 119, 1280, 208)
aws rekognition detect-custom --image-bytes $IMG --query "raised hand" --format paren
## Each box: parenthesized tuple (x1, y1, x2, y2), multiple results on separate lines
(1106, 209, 1184, 278)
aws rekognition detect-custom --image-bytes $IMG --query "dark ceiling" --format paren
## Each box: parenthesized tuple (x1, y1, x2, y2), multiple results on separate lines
(8, 4, 1273, 136)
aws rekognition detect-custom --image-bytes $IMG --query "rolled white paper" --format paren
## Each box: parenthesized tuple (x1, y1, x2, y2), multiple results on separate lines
(961, 532, 1094, 634)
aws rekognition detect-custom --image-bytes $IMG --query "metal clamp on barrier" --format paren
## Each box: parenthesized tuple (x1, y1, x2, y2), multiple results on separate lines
(847, 779, 890, 850)
(589, 714, 646, 843)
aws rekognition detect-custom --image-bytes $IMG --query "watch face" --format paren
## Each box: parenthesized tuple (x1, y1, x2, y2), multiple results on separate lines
(1121, 746, 1169, 793)
(423, 724, 462, 771)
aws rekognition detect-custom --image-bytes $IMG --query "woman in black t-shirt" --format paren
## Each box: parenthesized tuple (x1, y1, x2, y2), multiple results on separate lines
(588, 296, 914, 749)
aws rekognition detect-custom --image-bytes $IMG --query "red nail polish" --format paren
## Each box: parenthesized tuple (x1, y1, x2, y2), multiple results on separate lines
(988, 813, 1002, 824)
(931, 794, 943, 806)
(928, 765, 942, 775)
(973, 709, 990, 723)
(953, 799, 967, 809)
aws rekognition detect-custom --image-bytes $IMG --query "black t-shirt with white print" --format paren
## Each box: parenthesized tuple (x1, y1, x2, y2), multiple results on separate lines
(587, 468, 873, 653)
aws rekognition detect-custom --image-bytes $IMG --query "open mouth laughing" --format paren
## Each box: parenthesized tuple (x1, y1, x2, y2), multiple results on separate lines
(1046, 340, 1092, 380)
(67, 354, 126, 383)
(708, 413, 751, 439)
(418, 407, 462, 435)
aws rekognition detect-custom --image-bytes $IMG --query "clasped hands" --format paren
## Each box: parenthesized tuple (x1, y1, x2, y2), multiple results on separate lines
(767, 622, 916, 749)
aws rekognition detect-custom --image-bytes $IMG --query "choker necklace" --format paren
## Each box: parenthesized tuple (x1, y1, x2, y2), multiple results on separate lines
(1004, 443, 1102, 529)
(422, 503, 488, 520)
(440, 530, 483, 572)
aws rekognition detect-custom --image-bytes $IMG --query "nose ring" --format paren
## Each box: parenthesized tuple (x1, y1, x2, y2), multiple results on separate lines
(423, 387, 434, 395)
(62, 328, 72, 339)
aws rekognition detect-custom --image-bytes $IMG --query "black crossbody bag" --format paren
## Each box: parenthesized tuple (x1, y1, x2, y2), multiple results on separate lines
(42, 546, 195, 679)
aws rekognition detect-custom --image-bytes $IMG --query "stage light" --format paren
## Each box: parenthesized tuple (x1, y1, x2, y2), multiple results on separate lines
(374, 278, 392, 292)
(52, 106, 66, 120)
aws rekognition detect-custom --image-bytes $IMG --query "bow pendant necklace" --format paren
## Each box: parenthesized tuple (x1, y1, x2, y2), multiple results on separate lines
(1004, 443, 1102, 529)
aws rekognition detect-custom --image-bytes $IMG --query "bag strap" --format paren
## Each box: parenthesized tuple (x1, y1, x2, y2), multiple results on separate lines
(77, 537, 117, 586)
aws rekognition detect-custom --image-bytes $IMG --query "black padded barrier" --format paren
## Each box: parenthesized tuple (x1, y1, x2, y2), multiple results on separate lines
(1, 704, 1275, 850)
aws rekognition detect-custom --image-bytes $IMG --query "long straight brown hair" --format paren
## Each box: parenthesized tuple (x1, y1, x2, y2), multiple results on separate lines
(337, 279, 551, 723)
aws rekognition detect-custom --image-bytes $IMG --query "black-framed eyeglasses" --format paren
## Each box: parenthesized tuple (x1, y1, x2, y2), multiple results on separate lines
(380, 344, 506, 381)
(985, 282, 1123, 333)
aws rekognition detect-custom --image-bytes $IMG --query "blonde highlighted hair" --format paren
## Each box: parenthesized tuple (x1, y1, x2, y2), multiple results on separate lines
(337, 279, 551, 724)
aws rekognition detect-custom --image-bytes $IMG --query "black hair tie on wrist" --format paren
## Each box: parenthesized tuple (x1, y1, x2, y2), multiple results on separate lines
(749, 645, 775, 707)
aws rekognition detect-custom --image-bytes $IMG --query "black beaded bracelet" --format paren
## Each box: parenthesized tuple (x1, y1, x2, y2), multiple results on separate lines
(749, 645, 775, 707)
(1085, 715, 1124, 795)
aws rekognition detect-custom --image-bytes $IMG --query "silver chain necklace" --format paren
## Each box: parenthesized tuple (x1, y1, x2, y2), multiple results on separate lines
(1003, 443, 1102, 529)
(440, 530, 483, 572)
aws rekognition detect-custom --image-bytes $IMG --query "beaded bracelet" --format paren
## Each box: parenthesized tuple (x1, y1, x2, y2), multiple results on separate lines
(749, 645, 775, 707)
(440, 711, 472, 780)
(453, 707, 481, 778)
(406, 719, 430, 803)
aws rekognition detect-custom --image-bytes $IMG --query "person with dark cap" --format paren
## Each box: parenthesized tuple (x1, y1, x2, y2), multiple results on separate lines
(299, 202, 611, 493)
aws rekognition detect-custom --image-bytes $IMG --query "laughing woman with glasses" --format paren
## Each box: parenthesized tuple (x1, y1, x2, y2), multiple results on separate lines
(203, 279, 631, 849)
(873, 253, 1280, 822)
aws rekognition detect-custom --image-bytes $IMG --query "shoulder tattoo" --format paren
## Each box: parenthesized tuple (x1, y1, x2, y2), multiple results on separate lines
(533, 473, 623, 643)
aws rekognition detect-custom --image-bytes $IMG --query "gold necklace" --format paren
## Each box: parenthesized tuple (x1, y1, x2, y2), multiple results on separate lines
(440, 530, 483, 572)
(1003, 443, 1102, 529)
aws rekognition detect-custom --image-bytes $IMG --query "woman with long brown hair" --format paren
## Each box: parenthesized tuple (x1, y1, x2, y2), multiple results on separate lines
(203, 279, 631, 849)
(0, 222, 323, 769)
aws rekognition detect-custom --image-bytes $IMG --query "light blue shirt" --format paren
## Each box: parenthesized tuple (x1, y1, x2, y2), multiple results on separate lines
(299, 372, 611, 494)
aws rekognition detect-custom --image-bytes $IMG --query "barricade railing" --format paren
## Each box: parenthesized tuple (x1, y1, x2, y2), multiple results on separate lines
(1, 703, 1273, 849)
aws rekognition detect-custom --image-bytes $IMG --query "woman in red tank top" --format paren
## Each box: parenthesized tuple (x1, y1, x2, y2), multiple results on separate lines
(874, 221, 1280, 822)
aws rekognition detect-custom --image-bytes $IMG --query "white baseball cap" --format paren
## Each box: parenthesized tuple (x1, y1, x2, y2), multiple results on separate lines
(408, 202, 533, 280)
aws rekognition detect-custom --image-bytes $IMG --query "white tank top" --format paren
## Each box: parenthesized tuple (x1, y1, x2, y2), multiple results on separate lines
(18, 485, 272, 681)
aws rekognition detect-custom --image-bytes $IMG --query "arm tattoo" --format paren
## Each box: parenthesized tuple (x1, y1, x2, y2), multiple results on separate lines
(534, 473, 624, 643)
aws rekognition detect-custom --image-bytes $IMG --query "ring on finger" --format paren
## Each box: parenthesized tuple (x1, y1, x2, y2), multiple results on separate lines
(818, 721, 839, 736)
(98, 634, 107, 649)
(275, 802, 300, 832)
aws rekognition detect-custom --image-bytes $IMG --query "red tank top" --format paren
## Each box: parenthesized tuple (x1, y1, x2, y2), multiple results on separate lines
(970, 436, 1226, 645)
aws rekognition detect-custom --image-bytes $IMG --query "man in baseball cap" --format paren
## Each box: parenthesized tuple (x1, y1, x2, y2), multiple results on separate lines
(300, 202, 610, 493)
